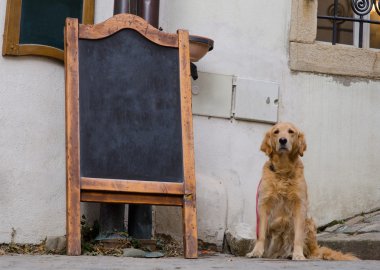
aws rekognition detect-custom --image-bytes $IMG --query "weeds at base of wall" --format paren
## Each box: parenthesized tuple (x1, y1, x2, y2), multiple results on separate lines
(0, 240, 49, 256)
(80, 214, 184, 256)
(0, 216, 218, 257)
(0, 221, 185, 257)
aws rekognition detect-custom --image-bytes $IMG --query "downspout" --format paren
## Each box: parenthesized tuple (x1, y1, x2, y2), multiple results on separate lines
(99, 0, 212, 242)
(114, 0, 160, 28)
(98, 0, 161, 241)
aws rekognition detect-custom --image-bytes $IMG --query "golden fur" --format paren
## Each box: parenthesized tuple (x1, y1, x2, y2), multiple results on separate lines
(246, 122, 357, 261)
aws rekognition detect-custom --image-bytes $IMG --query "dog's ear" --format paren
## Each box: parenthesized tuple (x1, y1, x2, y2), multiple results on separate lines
(297, 132, 307, 157)
(260, 131, 273, 156)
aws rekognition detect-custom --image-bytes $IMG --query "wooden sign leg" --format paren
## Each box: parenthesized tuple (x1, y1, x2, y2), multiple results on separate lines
(65, 17, 81, 256)
(66, 188, 81, 255)
(183, 194, 198, 258)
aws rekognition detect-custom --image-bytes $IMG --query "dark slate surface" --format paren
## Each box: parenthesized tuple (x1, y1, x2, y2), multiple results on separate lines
(20, 0, 83, 49)
(78, 29, 184, 183)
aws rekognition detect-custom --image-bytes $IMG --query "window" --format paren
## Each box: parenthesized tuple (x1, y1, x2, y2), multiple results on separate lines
(289, 0, 380, 79)
(317, 0, 380, 49)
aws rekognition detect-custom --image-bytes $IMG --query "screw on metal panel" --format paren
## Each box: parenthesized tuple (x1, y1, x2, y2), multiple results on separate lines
(232, 76, 238, 86)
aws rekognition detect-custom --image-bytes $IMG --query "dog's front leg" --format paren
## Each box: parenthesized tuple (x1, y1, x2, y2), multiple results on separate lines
(246, 204, 268, 258)
(292, 202, 306, 260)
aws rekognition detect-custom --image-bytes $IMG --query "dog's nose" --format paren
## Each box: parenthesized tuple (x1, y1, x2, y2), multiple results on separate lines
(279, 138, 287, 145)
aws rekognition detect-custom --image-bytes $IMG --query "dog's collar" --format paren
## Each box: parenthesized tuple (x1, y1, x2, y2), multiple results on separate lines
(269, 163, 276, 172)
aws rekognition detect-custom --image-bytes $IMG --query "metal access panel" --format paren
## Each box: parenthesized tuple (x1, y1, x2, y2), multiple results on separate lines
(191, 72, 233, 119)
(234, 78, 279, 123)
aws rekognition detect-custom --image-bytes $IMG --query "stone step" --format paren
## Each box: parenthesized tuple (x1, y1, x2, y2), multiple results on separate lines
(317, 209, 380, 260)
(317, 232, 380, 260)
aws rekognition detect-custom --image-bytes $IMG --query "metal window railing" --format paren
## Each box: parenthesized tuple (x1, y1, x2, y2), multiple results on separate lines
(317, 0, 380, 48)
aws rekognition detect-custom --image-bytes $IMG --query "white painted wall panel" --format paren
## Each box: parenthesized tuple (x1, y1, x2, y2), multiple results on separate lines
(192, 72, 233, 118)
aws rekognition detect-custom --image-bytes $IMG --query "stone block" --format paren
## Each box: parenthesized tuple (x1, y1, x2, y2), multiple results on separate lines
(122, 248, 146, 258)
(358, 223, 380, 233)
(289, 42, 380, 79)
(145, 251, 164, 258)
(224, 223, 255, 256)
(324, 223, 344, 233)
(364, 213, 380, 223)
(344, 215, 365, 226)
(318, 232, 380, 260)
(317, 233, 350, 242)
(45, 236, 66, 253)
(318, 239, 380, 260)
(289, 0, 317, 43)
(341, 224, 366, 234)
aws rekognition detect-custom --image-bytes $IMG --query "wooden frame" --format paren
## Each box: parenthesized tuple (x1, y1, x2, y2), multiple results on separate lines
(2, 0, 94, 61)
(65, 14, 198, 258)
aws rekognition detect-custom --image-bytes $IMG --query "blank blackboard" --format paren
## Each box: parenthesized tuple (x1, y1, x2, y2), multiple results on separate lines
(2, 0, 94, 60)
(78, 29, 184, 183)
(20, 0, 83, 50)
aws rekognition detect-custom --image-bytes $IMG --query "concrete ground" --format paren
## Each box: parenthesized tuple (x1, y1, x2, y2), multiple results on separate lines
(1, 254, 379, 270)
(1, 209, 379, 269)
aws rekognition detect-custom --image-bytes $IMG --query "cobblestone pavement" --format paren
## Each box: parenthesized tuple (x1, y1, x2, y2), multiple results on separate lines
(317, 208, 380, 260)
(0, 254, 380, 270)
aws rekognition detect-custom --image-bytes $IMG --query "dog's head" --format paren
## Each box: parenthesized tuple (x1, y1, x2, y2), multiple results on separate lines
(260, 122, 307, 157)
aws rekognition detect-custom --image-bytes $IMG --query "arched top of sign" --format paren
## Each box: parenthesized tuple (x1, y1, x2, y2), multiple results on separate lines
(79, 13, 178, 47)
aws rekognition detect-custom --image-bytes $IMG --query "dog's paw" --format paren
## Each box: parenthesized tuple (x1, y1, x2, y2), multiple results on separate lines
(292, 252, 306, 260)
(246, 243, 264, 258)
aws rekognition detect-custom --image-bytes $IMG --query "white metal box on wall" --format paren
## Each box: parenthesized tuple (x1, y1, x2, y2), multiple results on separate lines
(191, 72, 279, 123)
(234, 78, 279, 123)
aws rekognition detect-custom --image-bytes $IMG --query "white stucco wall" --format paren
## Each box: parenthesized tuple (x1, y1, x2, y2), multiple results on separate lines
(1, 0, 379, 245)
(283, 73, 380, 222)
(0, 1, 66, 243)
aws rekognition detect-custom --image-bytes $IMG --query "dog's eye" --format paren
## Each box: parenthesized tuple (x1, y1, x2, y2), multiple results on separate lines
(274, 129, 279, 134)
(288, 129, 294, 134)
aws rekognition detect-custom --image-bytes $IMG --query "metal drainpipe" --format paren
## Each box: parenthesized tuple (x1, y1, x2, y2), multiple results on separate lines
(97, 0, 160, 241)
(126, 0, 159, 240)
(138, 0, 160, 28)
(114, 0, 160, 28)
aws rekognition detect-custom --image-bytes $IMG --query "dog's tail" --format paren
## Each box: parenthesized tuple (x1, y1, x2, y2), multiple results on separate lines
(312, 246, 358, 261)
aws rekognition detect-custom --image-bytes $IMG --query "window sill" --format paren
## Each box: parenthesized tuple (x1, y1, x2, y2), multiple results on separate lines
(290, 41, 380, 79)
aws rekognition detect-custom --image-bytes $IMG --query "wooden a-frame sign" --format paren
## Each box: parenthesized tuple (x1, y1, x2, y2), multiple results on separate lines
(65, 14, 197, 258)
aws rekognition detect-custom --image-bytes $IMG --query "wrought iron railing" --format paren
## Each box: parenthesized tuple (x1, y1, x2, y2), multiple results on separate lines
(317, 0, 380, 48)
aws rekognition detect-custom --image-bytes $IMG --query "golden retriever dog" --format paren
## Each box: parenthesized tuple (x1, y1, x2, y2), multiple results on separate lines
(246, 122, 357, 260)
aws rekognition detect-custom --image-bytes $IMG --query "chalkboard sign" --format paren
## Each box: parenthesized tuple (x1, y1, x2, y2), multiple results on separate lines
(2, 0, 94, 60)
(65, 14, 197, 258)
